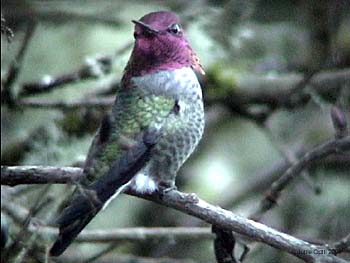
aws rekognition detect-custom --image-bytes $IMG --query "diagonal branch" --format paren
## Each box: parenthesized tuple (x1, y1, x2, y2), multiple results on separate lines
(17, 42, 132, 97)
(327, 234, 350, 255)
(1, 21, 37, 106)
(126, 189, 346, 263)
(18, 56, 113, 97)
(250, 135, 350, 221)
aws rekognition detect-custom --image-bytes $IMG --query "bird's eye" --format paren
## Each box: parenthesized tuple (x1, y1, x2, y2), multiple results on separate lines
(168, 23, 182, 35)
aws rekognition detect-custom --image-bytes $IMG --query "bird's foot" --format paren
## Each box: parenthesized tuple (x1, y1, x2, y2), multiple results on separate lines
(183, 192, 199, 204)
(156, 182, 177, 200)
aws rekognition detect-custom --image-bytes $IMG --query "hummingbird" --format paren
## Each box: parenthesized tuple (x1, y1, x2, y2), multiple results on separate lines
(49, 11, 205, 256)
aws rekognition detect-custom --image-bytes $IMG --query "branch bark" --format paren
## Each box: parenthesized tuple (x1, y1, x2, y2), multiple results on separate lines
(32, 226, 214, 243)
(1, 166, 84, 186)
(1, 166, 348, 262)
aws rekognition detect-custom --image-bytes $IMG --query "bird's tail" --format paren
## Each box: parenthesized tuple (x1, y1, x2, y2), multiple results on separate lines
(49, 127, 161, 256)
(49, 201, 98, 257)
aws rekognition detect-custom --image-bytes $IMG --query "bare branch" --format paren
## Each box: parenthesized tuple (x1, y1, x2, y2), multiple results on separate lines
(1, 200, 213, 243)
(251, 136, 350, 221)
(219, 150, 350, 209)
(205, 68, 350, 122)
(59, 253, 196, 263)
(75, 227, 212, 243)
(127, 190, 346, 263)
(14, 69, 350, 123)
(1, 166, 348, 262)
(1, 166, 84, 186)
(18, 96, 114, 110)
(228, 69, 350, 107)
(18, 56, 113, 97)
(1, 21, 37, 106)
(327, 234, 350, 255)
(17, 43, 132, 97)
(33, 226, 213, 243)
(2, 196, 213, 242)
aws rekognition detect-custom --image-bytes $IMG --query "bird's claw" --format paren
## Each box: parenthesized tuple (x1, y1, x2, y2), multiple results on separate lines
(183, 193, 199, 204)
(156, 183, 177, 200)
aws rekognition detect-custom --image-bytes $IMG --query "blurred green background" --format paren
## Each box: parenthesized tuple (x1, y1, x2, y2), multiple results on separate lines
(1, 0, 349, 262)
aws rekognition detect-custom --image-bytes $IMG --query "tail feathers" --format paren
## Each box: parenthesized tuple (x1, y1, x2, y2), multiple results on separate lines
(49, 172, 126, 257)
(50, 127, 162, 256)
(50, 213, 95, 257)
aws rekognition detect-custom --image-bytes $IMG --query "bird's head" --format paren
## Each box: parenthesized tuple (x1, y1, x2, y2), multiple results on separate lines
(125, 11, 204, 77)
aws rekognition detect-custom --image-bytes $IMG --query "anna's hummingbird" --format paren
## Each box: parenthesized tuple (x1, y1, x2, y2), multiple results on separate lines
(50, 11, 205, 256)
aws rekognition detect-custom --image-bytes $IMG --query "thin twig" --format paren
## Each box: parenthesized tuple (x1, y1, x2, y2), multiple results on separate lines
(1, 201, 213, 242)
(3, 185, 51, 262)
(35, 226, 213, 243)
(218, 151, 349, 210)
(261, 124, 321, 195)
(18, 42, 132, 97)
(14, 69, 350, 121)
(18, 56, 113, 97)
(18, 96, 114, 110)
(251, 136, 350, 221)
(1, 21, 37, 106)
(59, 253, 196, 263)
(327, 234, 350, 255)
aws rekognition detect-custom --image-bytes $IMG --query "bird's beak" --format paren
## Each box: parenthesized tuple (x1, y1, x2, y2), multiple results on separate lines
(132, 20, 159, 35)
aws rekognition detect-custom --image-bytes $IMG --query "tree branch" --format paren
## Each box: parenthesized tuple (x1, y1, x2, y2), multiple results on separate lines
(226, 69, 350, 107)
(18, 55, 112, 97)
(1, 166, 84, 186)
(0, 199, 213, 243)
(1, 21, 36, 106)
(1, 166, 348, 262)
(34, 226, 213, 243)
(12, 69, 349, 117)
(328, 234, 350, 255)
(250, 135, 350, 221)
(127, 190, 346, 263)
(204, 68, 349, 122)
(58, 253, 196, 263)
(17, 42, 131, 98)
(18, 97, 114, 110)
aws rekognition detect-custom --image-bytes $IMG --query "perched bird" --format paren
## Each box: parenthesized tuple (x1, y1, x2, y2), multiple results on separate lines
(50, 10, 205, 256)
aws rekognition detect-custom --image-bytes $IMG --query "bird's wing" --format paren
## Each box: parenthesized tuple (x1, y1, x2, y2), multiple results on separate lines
(49, 127, 161, 256)
(83, 87, 176, 184)
(50, 88, 175, 256)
